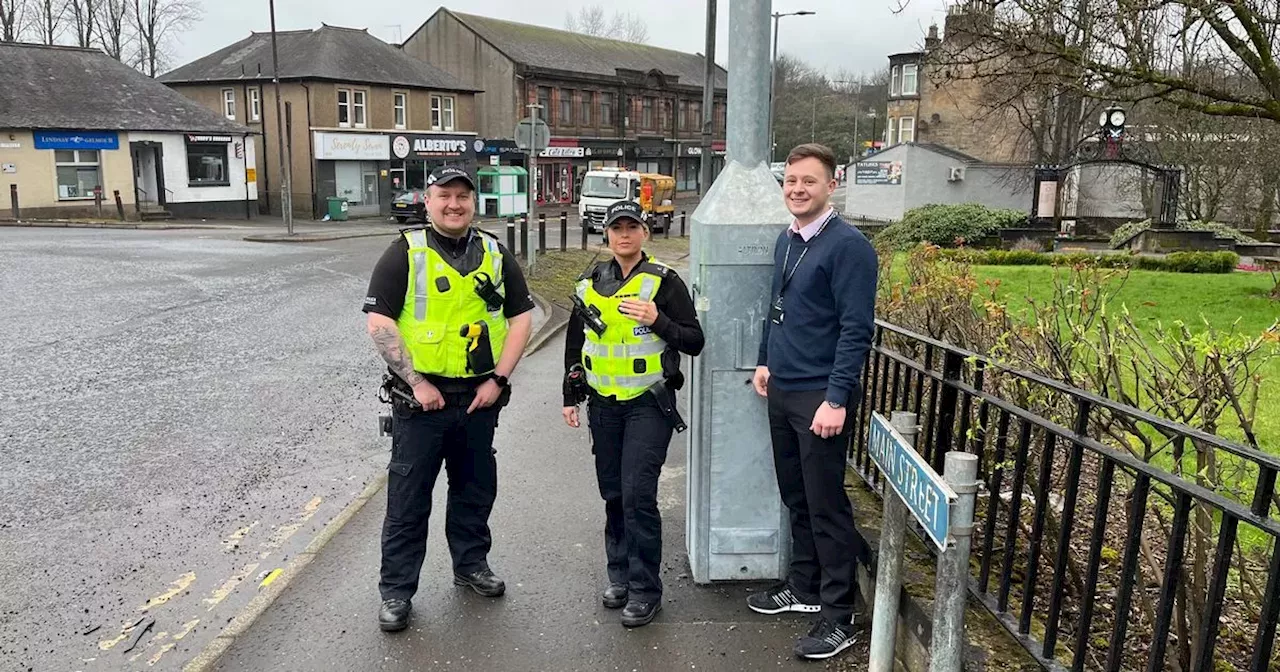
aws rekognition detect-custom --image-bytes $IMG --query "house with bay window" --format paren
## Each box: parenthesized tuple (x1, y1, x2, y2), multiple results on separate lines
(0, 42, 256, 221)
(162, 24, 479, 219)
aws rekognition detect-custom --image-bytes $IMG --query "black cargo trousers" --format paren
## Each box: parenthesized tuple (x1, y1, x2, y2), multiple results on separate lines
(379, 386, 509, 601)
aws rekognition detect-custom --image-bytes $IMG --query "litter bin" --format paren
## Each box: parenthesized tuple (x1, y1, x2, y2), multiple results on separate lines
(326, 197, 349, 221)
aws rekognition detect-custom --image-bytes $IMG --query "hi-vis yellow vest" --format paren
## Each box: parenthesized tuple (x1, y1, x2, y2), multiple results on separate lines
(397, 228, 507, 378)
(575, 258, 669, 401)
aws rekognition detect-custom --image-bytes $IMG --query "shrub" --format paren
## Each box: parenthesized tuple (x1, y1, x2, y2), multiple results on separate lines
(1012, 236, 1050, 252)
(935, 247, 1237, 273)
(1109, 219, 1259, 248)
(878, 203, 1029, 250)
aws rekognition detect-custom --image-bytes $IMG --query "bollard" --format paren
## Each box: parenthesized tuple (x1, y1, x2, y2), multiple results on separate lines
(114, 190, 125, 220)
(94, 186, 103, 218)
(519, 216, 529, 259)
(559, 211, 567, 251)
(869, 412, 918, 672)
(9, 183, 18, 221)
(931, 452, 979, 672)
(506, 216, 516, 253)
(538, 212, 546, 254)
(581, 213, 589, 250)
(681, 210, 687, 237)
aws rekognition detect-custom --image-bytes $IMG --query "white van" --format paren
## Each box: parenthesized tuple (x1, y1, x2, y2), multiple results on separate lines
(578, 169, 640, 233)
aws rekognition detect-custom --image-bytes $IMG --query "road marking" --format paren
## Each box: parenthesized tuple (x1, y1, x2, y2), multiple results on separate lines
(129, 630, 167, 662)
(260, 496, 323, 552)
(203, 563, 260, 611)
(145, 619, 198, 667)
(138, 572, 197, 611)
(259, 568, 283, 588)
(221, 521, 259, 552)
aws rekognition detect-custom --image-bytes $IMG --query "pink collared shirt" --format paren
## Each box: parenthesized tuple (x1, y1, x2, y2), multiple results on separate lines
(788, 207, 834, 242)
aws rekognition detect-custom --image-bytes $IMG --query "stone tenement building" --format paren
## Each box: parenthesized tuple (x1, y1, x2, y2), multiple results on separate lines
(883, 2, 1034, 164)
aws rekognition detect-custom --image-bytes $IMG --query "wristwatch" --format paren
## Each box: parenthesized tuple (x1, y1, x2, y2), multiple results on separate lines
(491, 374, 510, 388)
(826, 401, 844, 409)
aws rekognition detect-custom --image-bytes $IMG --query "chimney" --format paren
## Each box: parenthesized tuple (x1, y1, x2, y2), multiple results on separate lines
(925, 23, 940, 51)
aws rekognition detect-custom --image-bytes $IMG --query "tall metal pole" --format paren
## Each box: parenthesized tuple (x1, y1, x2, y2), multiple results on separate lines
(526, 103, 541, 271)
(727, 0, 771, 167)
(698, 0, 717, 196)
(768, 14, 779, 163)
(269, 0, 293, 235)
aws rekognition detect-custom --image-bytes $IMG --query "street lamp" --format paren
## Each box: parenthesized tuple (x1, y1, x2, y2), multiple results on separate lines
(867, 110, 878, 155)
(769, 9, 815, 161)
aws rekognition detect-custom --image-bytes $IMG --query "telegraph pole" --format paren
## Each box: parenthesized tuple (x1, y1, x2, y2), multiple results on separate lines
(268, 0, 293, 235)
(698, 0, 717, 196)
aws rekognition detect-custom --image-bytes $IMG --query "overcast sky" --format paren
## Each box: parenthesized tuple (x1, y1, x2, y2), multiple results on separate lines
(173, 0, 949, 78)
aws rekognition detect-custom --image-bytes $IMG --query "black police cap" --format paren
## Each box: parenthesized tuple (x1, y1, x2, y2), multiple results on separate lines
(427, 165, 475, 190)
(604, 200, 648, 228)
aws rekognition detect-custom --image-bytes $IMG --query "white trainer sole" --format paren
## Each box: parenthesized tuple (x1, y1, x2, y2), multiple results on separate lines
(748, 602, 821, 615)
(798, 635, 856, 660)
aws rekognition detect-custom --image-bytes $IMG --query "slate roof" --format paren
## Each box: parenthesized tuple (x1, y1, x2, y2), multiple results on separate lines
(160, 25, 477, 92)
(440, 10, 727, 90)
(0, 42, 250, 134)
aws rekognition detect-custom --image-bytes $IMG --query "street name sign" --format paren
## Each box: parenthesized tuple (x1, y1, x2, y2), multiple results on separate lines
(867, 412, 957, 549)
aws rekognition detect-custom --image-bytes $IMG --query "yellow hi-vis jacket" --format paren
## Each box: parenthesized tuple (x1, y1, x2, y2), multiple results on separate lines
(575, 258, 670, 401)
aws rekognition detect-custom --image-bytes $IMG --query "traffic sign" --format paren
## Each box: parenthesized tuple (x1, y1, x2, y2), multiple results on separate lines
(514, 117, 550, 153)
(867, 412, 957, 549)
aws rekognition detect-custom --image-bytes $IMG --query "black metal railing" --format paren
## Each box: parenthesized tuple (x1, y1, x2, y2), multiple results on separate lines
(849, 319, 1280, 672)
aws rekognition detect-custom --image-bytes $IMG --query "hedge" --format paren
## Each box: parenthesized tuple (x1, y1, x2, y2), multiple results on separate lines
(937, 248, 1240, 274)
(877, 203, 1029, 250)
(1109, 219, 1259, 248)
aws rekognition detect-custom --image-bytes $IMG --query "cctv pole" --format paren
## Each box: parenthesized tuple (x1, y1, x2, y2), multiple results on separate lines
(269, 0, 294, 235)
(698, 0, 717, 196)
(526, 103, 542, 271)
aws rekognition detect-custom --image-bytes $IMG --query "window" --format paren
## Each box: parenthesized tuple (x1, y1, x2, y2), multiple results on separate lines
(890, 65, 901, 97)
(393, 92, 407, 129)
(537, 87, 551, 121)
(642, 97, 654, 129)
(600, 92, 614, 126)
(187, 143, 230, 186)
(431, 95, 455, 131)
(222, 89, 236, 120)
(352, 90, 367, 128)
(678, 101, 687, 130)
(899, 116, 915, 143)
(581, 92, 593, 127)
(338, 89, 351, 127)
(248, 88, 261, 122)
(887, 117, 899, 145)
(902, 64, 919, 96)
(691, 101, 702, 130)
(54, 150, 101, 200)
(663, 99, 673, 131)
(560, 89, 574, 126)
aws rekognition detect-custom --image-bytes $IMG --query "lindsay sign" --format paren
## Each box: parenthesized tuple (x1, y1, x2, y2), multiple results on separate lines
(314, 132, 390, 161)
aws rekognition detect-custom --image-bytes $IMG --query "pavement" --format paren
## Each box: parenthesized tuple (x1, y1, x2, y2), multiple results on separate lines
(202, 331, 869, 672)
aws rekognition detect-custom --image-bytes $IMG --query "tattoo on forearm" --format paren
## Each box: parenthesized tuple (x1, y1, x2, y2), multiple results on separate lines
(371, 325, 426, 386)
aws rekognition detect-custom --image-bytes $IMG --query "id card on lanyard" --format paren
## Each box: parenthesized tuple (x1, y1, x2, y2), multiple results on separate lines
(770, 211, 836, 325)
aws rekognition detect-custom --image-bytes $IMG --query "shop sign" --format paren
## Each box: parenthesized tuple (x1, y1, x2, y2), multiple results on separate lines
(540, 146, 586, 158)
(391, 133, 476, 159)
(34, 131, 119, 151)
(684, 146, 726, 157)
(186, 134, 233, 143)
(314, 132, 390, 161)
(854, 161, 903, 186)
(634, 145, 668, 158)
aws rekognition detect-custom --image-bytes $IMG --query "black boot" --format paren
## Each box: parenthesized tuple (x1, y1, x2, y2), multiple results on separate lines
(620, 599, 661, 628)
(378, 599, 411, 632)
(602, 583, 628, 609)
(453, 568, 506, 597)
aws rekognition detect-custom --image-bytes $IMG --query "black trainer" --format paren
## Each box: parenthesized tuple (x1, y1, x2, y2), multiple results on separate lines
(602, 583, 628, 609)
(453, 568, 506, 597)
(620, 599, 661, 627)
(378, 598, 411, 632)
(746, 582, 820, 615)
(794, 618, 856, 660)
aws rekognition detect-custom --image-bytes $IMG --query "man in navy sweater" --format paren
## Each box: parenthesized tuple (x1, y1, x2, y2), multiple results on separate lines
(747, 143, 877, 660)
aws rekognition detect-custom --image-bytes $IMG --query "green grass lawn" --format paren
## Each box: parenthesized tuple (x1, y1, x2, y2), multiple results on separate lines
(970, 264, 1280, 456)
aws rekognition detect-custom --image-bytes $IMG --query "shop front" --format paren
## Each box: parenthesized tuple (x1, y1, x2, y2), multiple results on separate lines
(313, 131, 390, 218)
(676, 141, 726, 194)
(477, 138, 526, 168)
(631, 139, 673, 178)
(575, 140, 627, 202)
(536, 142, 582, 206)
(389, 132, 479, 196)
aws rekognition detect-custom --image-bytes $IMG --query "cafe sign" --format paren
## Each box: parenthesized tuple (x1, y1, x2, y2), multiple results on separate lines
(314, 132, 390, 161)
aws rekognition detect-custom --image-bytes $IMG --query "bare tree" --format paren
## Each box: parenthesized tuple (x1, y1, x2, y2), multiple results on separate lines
(67, 0, 96, 47)
(564, 4, 649, 44)
(1, 0, 30, 41)
(132, 0, 198, 77)
(95, 0, 131, 60)
(33, 0, 65, 44)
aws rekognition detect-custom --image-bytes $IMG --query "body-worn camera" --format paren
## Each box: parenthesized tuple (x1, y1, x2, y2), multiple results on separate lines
(473, 272, 505, 313)
(566, 363, 590, 404)
(571, 295, 607, 336)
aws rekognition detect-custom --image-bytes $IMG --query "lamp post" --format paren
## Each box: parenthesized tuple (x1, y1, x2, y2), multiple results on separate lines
(867, 110, 879, 155)
(769, 9, 815, 161)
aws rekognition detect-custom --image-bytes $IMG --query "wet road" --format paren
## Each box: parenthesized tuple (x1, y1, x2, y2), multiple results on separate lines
(0, 227, 407, 671)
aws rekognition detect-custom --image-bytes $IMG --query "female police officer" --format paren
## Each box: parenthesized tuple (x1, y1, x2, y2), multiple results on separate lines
(561, 200, 704, 627)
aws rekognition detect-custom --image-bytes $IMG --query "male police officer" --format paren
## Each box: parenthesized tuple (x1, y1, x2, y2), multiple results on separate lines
(561, 201, 703, 627)
(363, 166, 535, 632)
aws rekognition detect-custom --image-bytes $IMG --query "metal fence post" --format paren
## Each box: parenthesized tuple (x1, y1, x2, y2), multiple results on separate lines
(931, 451, 979, 672)
(664, 213, 671, 239)
(681, 210, 687, 237)
(581, 214, 589, 250)
(538, 212, 546, 254)
(114, 190, 125, 220)
(519, 216, 529, 260)
(870, 411, 919, 672)
(559, 211, 567, 251)
(9, 184, 18, 221)
(506, 216, 516, 253)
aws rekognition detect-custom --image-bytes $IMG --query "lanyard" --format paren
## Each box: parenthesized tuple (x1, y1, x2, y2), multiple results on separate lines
(779, 210, 835, 296)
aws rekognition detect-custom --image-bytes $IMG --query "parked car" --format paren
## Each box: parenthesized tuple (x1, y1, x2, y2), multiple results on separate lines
(392, 190, 427, 223)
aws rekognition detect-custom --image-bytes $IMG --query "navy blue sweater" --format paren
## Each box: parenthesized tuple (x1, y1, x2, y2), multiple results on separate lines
(757, 215, 878, 407)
